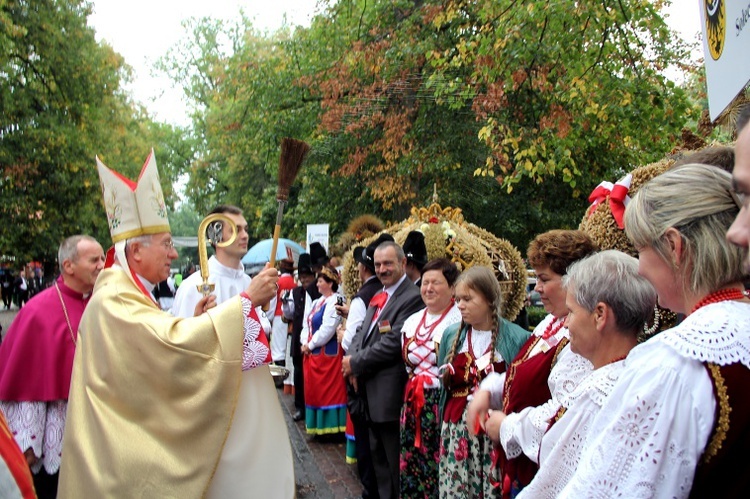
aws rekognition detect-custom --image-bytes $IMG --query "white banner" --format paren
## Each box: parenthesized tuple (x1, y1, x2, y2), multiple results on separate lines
(306, 224, 330, 254)
(700, 0, 750, 120)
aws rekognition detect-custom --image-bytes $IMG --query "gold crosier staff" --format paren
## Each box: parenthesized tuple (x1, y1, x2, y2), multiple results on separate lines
(196, 214, 238, 297)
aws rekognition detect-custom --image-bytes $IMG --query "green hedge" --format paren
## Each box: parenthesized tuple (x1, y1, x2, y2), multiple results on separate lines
(527, 306, 547, 330)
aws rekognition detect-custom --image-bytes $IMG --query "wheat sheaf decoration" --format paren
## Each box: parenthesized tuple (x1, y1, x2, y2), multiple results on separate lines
(342, 201, 526, 322)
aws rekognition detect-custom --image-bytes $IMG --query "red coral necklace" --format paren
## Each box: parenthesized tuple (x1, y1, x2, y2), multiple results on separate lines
(690, 287, 748, 315)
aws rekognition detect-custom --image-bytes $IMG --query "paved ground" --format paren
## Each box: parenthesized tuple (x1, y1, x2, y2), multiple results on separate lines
(0, 308, 363, 498)
(278, 387, 363, 498)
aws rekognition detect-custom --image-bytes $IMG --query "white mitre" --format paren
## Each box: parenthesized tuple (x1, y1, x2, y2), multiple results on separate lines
(96, 149, 170, 299)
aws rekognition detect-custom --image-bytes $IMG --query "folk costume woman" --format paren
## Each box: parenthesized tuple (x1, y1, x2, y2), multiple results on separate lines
(436, 266, 529, 498)
(301, 265, 347, 435)
(517, 251, 656, 498)
(399, 259, 462, 498)
(469, 230, 597, 498)
(561, 164, 750, 497)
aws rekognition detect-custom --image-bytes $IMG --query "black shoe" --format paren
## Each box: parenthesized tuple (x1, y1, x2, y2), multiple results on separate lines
(293, 410, 304, 421)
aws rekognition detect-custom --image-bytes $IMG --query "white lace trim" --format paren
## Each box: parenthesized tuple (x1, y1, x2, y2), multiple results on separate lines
(558, 340, 715, 498)
(549, 345, 594, 406)
(0, 400, 66, 474)
(565, 361, 623, 409)
(500, 344, 592, 463)
(660, 300, 750, 368)
(240, 296, 271, 370)
(521, 363, 625, 499)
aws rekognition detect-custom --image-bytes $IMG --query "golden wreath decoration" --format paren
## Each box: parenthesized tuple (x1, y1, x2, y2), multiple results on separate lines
(342, 202, 527, 321)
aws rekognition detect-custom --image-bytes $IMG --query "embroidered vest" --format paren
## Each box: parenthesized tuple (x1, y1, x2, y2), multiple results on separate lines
(354, 277, 382, 311)
(690, 362, 750, 498)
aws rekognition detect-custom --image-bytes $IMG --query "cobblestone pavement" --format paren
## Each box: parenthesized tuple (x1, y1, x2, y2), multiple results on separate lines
(277, 386, 363, 498)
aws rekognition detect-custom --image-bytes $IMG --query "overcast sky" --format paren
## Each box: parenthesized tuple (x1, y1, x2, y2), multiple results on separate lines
(88, 0, 319, 125)
(88, 1, 702, 127)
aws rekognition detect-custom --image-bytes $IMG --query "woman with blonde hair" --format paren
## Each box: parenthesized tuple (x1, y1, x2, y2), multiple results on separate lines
(561, 164, 750, 497)
(437, 266, 529, 498)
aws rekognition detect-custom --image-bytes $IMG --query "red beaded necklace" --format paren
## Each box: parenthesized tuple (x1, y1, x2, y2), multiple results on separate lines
(690, 287, 748, 315)
(541, 315, 566, 340)
(414, 303, 453, 345)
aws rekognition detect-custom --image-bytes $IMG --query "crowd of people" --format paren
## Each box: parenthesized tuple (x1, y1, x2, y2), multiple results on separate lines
(0, 267, 47, 311)
(0, 107, 748, 498)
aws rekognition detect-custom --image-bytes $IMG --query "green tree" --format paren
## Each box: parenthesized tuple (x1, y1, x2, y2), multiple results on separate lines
(165, 0, 694, 251)
(0, 0, 186, 263)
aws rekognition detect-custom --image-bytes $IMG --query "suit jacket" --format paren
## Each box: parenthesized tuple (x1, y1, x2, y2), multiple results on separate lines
(290, 286, 307, 359)
(349, 276, 424, 423)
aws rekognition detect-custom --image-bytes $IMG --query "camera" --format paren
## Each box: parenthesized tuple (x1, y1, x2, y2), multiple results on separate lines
(336, 295, 345, 307)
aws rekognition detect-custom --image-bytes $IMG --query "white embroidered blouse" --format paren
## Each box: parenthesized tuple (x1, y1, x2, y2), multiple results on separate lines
(559, 300, 750, 498)
(401, 303, 461, 389)
(484, 313, 593, 462)
(517, 360, 625, 498)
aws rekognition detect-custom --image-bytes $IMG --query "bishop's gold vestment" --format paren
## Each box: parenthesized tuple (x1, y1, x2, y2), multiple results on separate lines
(59, 267, 251, 498)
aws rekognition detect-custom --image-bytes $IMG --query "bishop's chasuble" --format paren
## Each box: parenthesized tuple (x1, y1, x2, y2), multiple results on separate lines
(59, 267, 256, 498)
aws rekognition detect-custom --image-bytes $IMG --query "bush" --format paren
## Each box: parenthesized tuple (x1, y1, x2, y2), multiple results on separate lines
(527, 306, 547, 329)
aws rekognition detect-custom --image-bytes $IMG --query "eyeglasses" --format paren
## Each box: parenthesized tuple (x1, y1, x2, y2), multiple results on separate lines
(160, 240, 175, 250)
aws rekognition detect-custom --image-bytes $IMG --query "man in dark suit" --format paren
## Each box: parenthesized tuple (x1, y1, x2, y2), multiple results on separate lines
(342, 240, 424, 499)
(291, 254, 316, 421)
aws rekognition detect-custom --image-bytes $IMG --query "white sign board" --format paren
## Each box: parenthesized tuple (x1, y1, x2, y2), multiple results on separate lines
(700, 0, 750, 120)
(306, 224, 330, 254)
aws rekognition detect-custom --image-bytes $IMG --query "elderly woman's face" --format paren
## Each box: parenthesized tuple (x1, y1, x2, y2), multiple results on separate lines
(533, 265, 567, 318)
(564, 290, 599, 362)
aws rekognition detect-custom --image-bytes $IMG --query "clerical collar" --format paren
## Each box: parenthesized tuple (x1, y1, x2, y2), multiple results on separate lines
(113, 264, 156, 293)
(383, 273, 408, 297)
(57, 276, 90, 300)
(135, 273, 156, 294)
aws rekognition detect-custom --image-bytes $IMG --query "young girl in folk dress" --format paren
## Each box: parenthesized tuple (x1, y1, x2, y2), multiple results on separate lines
(436, 266, 529, 498)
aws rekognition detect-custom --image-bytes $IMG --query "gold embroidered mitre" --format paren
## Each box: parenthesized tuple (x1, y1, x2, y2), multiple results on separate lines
(96, 149, 170, 243)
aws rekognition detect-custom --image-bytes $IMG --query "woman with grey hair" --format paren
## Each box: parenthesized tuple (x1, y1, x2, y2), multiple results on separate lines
(517, 250, 656, 498)
(560, 164, 750, 498)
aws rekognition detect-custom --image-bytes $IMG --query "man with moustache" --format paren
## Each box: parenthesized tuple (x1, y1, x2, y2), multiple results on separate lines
(342, 240, 424, 499)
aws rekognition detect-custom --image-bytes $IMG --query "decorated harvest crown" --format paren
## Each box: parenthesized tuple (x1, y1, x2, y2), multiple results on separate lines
(96, 149, 170, 244)
(342, 191, 527, 321)
(579, 157, 678, 340)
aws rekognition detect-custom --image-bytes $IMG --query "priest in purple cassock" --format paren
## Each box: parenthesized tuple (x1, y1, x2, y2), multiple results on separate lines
(0, 235, 105, 499)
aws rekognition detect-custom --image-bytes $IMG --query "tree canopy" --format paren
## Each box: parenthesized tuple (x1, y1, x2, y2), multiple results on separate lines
(0, 0, 190, 263)
(165, 0, 696, 252)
